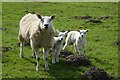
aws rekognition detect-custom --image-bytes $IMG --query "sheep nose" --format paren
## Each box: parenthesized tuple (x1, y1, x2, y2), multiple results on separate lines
(61, 38, 63, 40)
(44, 24, 48, 29)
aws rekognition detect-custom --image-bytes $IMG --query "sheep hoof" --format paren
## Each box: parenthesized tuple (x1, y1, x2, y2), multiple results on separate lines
(20, 55, 24, 58)
(56, 59, 59, 63)
(79, 54, 82, 56)
(52, 60, 56, 64)
(31, 55, 36, 59)
(85, 56, 88, 59)
(36, 67, 40, 71)
(45, 67, 49, 71)
(31, 53, 36, 59)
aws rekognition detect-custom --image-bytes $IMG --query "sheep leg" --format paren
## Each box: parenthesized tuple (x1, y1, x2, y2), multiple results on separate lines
(31, 52, 36, 59)
(43, 48, 49, 71)
(20, 42, 24, 58)
(77, 47, 81, 55)
(76, 40, 82, 55)
(34, 48, 40, 71)
(63, 41, 69, 50)
(30, 36, 40, 71)
(74, 43, 77, 53)
(52, 49, 56, 64)
(83, 44, 86, 57)
(76, 43, 81, 55)
(31, 47, 40, 71)
(56, 50, 60, 62)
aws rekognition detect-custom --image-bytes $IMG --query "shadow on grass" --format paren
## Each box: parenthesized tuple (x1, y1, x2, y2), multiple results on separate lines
(23, 57, 36, 65)
(22, 56, 91, 79)
(46, 58, 90, 79)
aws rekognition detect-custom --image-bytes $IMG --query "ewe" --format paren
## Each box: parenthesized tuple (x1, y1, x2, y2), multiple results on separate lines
(18, 13, 55, 71)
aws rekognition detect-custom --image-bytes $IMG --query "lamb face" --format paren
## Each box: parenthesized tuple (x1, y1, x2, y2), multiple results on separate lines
(57, 30, 68, 42)
(80, 30, 89, 37)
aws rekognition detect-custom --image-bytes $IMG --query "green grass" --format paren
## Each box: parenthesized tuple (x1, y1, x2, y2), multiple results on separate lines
(2, 2, 119, 79)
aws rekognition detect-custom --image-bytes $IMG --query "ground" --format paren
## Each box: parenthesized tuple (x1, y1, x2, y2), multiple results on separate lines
(1, 2, 119, 79)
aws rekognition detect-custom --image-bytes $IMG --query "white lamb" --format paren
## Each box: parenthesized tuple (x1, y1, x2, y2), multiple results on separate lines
(18, 13, 55, 71)
(63, 30, 89, 57)
(52, 30, 68, 64)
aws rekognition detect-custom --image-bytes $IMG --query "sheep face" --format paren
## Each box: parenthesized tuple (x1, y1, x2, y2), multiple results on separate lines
(37, 14, 55, 29)
(80, 30, 89, 37)
(58, 31, 68, 42)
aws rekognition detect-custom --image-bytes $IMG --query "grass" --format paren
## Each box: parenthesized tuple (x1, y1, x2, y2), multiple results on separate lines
(2, 2, 119, 79)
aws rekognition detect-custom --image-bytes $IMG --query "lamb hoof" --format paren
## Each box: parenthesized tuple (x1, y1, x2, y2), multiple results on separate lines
(79, 54, 82, 56)
(45, 67, 49, 71)
(56, 60, 59, 63)
(52, 60, 56, 64)
(85, 56, 88, 59)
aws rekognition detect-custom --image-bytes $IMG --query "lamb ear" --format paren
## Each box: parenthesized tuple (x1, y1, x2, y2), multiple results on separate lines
(86, 29, 89, 32)
(65, 31, 68, 34)
(51, 15, 55, 20)
(36, 14, 42, 19)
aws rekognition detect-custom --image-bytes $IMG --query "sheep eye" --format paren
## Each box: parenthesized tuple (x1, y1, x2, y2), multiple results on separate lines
(59, 34, 63, 37)
(49, 19, 52, 22)
(41, 18, 44, 22)
(59, 34, 62, 36)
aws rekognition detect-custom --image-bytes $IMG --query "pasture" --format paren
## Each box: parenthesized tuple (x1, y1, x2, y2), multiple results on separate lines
(2, 2, 119, 79)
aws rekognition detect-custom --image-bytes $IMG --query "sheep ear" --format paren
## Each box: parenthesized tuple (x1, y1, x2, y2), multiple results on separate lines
(77, 30, 80, 32)
(65, 31, 68, 34)
(56, 30, 60, 33)
(51, 15, 55, 20)
(36, 14, 42, 19)
(86, 29, 89, 32)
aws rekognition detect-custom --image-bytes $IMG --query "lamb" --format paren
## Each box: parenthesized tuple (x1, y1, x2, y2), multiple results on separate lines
(63, 30, 89, 57)
(52, 30, 68, 64)
(18, 13, 55, 71)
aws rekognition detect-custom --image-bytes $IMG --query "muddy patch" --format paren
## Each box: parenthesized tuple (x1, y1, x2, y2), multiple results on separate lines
(2, 46, 12, 52)
(100, 15, 111, 20)
(60, 50, 73, 58)
(0, 27, 7, 30)
(86, 19, 102, 23)
(65, 55, 91, 67)
(75, 15, 92, 19)
(82, 67, 116, 80)
(113, 41, 120, 46)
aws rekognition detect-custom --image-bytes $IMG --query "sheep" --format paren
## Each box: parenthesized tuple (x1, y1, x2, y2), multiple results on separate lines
(52, 30, 68, 64)
(63, 30, 89, 57)
(18, 13, 55, 71)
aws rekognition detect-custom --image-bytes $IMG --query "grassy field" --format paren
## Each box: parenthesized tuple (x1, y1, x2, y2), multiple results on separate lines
(2, 2, 119, 79)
